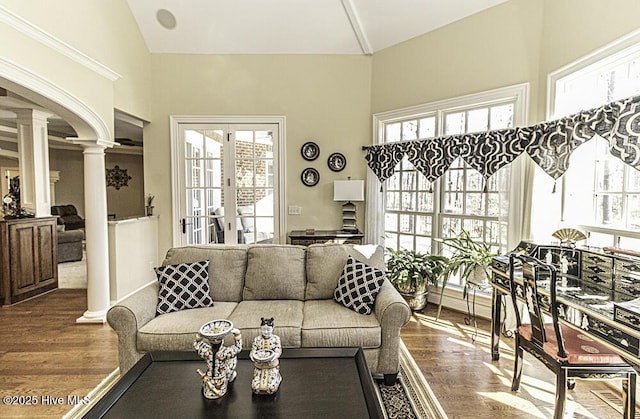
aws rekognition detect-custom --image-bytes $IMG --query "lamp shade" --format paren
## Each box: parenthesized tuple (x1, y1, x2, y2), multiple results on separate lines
(333, 180, 364, 201)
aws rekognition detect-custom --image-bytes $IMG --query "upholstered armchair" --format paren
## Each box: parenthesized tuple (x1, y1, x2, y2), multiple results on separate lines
(51, 204, 85, 231)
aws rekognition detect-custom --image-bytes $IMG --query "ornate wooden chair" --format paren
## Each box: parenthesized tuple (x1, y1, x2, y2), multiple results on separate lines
(508, 253, 636, 419)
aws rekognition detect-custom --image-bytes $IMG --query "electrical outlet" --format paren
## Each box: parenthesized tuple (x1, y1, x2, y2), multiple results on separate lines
(288, 205, 302, 215)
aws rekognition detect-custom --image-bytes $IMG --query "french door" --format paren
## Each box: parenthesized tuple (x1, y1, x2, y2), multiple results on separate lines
(171, 117, 284, 245)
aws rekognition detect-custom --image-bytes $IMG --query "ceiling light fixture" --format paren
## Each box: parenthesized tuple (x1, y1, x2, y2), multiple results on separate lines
(156, 9, 177, 30)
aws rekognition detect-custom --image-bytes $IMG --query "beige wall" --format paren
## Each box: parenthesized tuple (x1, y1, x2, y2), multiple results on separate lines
(535, 0, 640, 120)
(2, 0, 640, 258)
(0, 0, 152, 124)
(105, 153, 145, 219)
(372, 0, 544, 121)
(372, 0, 640, 124)
(146, 54, 372, 254)
(48, 149, 145, 219)
(48, 149, 84, 215)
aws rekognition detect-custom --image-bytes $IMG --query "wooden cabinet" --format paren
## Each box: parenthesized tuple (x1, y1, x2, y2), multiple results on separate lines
(0, 217, 58, 306)
(288, 230, 364, 246)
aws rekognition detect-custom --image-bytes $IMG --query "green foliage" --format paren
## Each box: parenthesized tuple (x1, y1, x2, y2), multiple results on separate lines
(437, 228, 497, 318)
(386, 248, 449, 294)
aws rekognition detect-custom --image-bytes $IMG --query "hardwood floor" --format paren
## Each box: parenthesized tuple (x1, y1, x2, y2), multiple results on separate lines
(0, 289, 118, 419)
(403, 305, 629, 419)
(0, 289, 630, 418)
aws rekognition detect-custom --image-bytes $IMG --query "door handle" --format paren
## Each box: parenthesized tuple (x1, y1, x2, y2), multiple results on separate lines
(181, 218, 192, 234)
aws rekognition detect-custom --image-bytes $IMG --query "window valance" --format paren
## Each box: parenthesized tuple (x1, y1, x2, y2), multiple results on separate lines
(363, 94, 640, 190)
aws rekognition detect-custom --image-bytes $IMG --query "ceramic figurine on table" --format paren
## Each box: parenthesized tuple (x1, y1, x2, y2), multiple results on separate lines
(194, 319, 242, 399)
(250, 317, 282, 395)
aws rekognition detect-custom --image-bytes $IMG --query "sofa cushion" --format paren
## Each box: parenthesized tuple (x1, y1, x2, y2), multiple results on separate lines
(155, 260, 214, 314)
(228, 300, 303, 348)
(302, 300, 381, 348)
(306, 244, 385, 300)
(243, 245, 306, 300)
(333, 256, 385, 315)
(162, 245, 247, 302)
(138, 302, 238, 351)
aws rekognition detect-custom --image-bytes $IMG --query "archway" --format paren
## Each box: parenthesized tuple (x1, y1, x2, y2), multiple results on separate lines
(0, 57, 113, 323)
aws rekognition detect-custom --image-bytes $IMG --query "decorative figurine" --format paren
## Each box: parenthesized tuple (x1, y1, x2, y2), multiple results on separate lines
(194, 319, 242, 399)
(560, 254, 569, 274)
(545, 250, 553, 265)
(250, 317, 282, 395)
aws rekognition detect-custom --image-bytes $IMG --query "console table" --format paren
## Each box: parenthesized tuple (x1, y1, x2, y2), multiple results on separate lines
(288, 230, 364, 246)
(490, 242, 640, 365)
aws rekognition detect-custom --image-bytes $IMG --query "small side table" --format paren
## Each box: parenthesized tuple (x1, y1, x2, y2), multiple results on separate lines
(464, 279, 492, 342)
(289, 230, 364, 246)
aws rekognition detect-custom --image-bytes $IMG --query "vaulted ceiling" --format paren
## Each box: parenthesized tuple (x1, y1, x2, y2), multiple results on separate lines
(0, 1, 510, 148)
(126, 0, 509, 55)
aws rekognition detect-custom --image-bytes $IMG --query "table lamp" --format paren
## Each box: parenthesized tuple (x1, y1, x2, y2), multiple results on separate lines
(333, 179, 364, 232)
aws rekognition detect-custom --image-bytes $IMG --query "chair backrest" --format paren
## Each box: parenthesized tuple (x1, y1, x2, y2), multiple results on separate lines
(509, 253, 567, 358)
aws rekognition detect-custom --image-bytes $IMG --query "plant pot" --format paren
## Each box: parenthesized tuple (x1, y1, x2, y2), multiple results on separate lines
(471, 265, 488, 285)
(146, 206, 154, 216)
(399, 290, 428, 312)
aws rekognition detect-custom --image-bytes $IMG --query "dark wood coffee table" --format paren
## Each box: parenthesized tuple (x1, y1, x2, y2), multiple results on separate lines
(84, 348, 384, 418)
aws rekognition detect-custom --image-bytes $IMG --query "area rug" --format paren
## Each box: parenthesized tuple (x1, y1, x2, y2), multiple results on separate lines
(376, 340, 448, 419)
(65, 341, 446, 418)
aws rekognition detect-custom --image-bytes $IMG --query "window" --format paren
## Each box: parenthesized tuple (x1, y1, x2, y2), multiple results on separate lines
(551, 31, 640, 247)
(374, 84, 528, 288)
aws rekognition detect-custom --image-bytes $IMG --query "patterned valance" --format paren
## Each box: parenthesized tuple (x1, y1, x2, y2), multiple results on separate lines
(364, 94, 640, 190)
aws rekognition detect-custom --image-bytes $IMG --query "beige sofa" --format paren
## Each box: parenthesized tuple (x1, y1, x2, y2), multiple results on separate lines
(106, 243, 411, 383)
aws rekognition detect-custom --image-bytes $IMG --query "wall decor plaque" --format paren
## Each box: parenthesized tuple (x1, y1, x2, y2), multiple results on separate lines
(301, 142, 320, 161)
(328, 152, 346, 172)
(106, 165, 132, 190)
(301, 168, 319, 187)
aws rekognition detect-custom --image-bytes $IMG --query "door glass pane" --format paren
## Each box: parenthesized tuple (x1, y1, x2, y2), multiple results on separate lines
(185, 129, 224, 244)
(235, 129, 274, 244)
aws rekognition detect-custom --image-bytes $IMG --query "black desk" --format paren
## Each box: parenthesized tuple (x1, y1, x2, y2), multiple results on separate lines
(84, 348, 383, 419)
(490, 265, 640, 365)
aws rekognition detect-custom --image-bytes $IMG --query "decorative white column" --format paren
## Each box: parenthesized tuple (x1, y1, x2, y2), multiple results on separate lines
(73, 139, 112, 323)
(14, 109, 52, 216)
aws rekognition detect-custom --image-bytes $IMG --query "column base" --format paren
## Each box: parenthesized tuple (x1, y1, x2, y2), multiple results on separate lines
(76, 308, 108, 324)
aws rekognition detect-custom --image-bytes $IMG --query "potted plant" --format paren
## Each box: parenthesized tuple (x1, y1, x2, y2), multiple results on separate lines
(386, 248, 449, 312)
(145, 194, 155, 216)
(439, 228, 497, 317)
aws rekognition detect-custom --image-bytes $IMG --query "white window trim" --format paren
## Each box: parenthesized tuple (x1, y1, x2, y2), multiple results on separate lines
(547, 29, 640, 240)
(367, 83, 530, 245)
(366, 83, 529, 312)
(546, 28, 640, 120)
(169, 115, 287, 246)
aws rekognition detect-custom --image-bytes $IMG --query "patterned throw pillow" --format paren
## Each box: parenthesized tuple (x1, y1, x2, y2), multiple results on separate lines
(334, 255, 386, 315)
(155, 260, 213, 315)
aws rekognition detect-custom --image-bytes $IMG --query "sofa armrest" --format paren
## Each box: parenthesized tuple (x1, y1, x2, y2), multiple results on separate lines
(373, 280, 411, 375)
(106, 282, 159, 373)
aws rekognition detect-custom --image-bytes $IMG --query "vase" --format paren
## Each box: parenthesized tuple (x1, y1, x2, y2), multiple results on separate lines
(145, 206, 154, 216)
(471, 265, 489, 285)
(399, 290, 428, 311)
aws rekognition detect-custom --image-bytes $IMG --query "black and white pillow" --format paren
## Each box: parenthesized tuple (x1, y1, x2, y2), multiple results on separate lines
(155, 260, 213, 315)
(334, 256, 386, 315)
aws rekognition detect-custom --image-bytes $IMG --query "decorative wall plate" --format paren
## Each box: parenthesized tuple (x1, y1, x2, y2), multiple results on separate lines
(301, 142, 320, 161)
(301, 168, 319, 186)
(328, 152, 346, 172)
